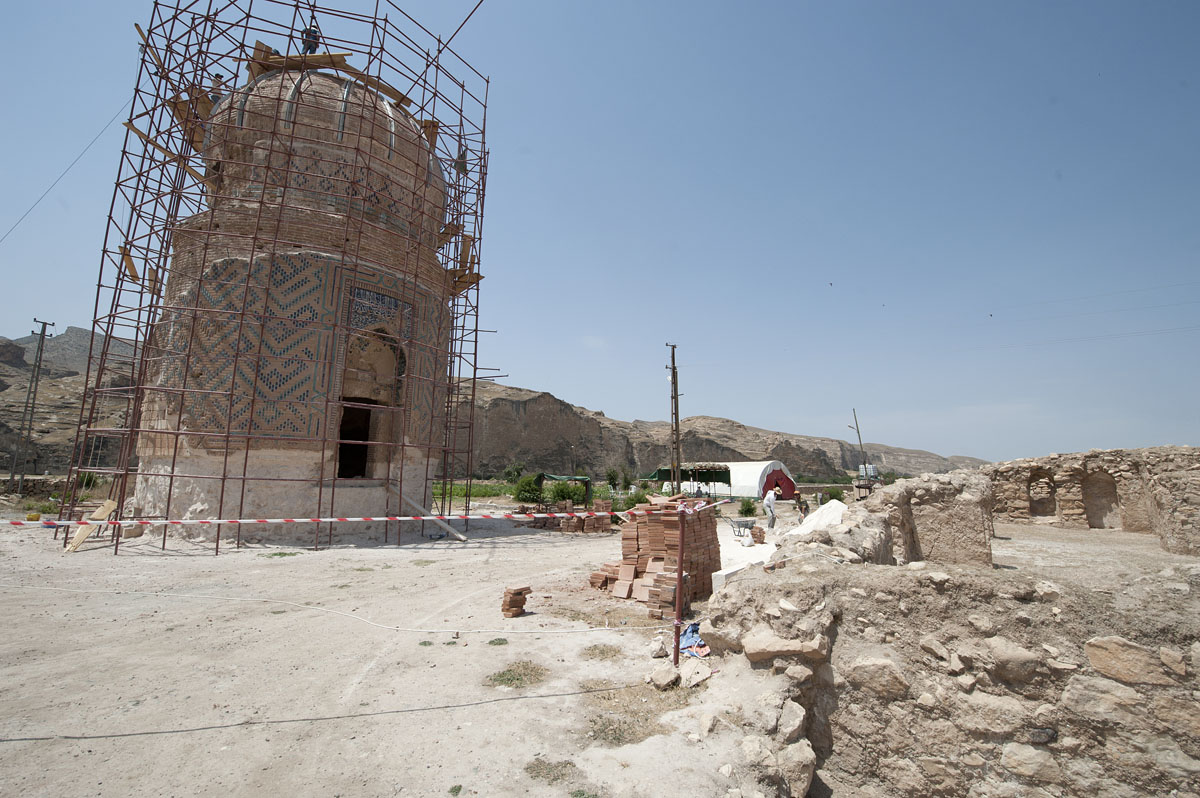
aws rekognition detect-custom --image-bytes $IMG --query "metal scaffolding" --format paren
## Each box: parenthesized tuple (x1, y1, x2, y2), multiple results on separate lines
(61, 0, 488, 553)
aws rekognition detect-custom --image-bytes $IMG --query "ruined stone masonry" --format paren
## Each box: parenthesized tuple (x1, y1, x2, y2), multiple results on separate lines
(984, 446, 1200, 555)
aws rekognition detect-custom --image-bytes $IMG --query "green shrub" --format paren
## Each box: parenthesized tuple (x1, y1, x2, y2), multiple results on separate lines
(627, 489, 648, 507)
(738, 497, 757, 517)
(550, 481, 586, 504)
(502, 462, 525, 483)
(620, 468, 633, 491)
(605, 468, 619, 490)
(827, 487, 845, 502)
(514, 475, 543, 503)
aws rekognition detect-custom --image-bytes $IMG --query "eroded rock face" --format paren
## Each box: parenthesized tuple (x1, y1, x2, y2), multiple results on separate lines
(984, 446, 1200, 555)
(0, 339, 26, 368)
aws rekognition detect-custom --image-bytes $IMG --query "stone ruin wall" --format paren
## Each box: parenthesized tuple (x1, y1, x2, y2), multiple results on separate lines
(791, 470, 996, 568)
(983, 446, 1200, 556)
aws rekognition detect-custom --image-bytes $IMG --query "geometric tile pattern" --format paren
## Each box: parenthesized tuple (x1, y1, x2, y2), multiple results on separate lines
(148, 250, 447, 450)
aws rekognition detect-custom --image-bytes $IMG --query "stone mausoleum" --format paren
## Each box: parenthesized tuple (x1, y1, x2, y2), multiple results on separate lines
(131, 69, 458, 542)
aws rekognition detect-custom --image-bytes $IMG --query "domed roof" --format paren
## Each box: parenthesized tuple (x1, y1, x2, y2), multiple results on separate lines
(203, 69, 446, 247)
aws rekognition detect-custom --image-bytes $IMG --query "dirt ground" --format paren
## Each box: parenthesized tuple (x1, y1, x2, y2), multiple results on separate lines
(0, 503, 1195, 797)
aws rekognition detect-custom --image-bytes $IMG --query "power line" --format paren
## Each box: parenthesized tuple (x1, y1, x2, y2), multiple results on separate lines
(0, 99, 128, 247)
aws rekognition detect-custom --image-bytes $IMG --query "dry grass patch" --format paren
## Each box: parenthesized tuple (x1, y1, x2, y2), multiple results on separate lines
(524, 758, 578, 784)
(485, 660, 548, 688)
(580, 643, 622, 661)
(546, 602, 661, 633)
(580, 678, 695, 746)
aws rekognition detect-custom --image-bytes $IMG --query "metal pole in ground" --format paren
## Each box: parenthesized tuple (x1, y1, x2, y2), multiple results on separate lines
(672, 500, 687, 667)
(666, 343, 681, 496)
(7, 319, 53, 494)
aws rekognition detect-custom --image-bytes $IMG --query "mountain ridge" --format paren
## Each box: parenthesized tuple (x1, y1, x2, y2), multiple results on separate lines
(0, 331, 988, 478)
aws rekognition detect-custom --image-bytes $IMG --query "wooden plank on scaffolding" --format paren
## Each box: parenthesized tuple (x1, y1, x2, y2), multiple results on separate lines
(437, 222, 462, 248)
(254, 50, 352, 75)
(122, 122, 207, 184)
(420, 120, 439, 149)
(458, 234, 474, 272)
(453, 272, 483, 295)
(167, 86, 214, 152)
(247, 40, 275, 79)
(119, 246, 140, 282)
(243, 43, 412, 108)
(134, 23, 167, 75)
(338, 64, 413, 107)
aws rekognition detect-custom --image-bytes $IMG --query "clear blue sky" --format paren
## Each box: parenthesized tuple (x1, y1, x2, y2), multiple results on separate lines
(1, 1, 1196, 462)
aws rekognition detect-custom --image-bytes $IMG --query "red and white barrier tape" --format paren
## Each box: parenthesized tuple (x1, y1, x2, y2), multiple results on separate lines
(6, 499, 729, 529)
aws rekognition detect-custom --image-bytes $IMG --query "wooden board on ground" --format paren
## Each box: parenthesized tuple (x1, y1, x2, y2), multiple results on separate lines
(65, 524, 94, 553)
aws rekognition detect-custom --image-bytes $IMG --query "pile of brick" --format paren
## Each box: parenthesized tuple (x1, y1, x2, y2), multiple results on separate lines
(501, 586, 531, 617)
(514, 504, 554, 529)
(517, 501, 616, 533)
(588, 497, 721, 618)
(750, 525, 766, 544)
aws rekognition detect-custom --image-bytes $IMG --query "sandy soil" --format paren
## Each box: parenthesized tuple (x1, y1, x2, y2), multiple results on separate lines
(0, 499, 786, 798)
(2, 501, 1193, 798)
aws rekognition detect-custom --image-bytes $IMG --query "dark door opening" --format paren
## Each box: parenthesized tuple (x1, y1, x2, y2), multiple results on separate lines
(337, 398, 378, 478)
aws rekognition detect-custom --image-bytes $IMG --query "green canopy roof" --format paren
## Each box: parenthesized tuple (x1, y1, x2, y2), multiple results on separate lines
(641, 464, 732, 484)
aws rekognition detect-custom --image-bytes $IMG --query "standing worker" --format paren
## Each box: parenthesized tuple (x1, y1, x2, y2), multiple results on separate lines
(764, 486, 781, 531)
(301, 15, 321, 55)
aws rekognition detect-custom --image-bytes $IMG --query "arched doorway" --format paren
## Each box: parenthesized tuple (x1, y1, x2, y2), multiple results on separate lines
(337, 327, 404, 479)
(1027, 470, 1056, 518)
(1082, 470, 1120, 529)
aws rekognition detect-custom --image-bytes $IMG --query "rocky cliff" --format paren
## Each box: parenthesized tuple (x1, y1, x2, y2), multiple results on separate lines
(468, 380, 985, 480)
(0, 332, 986, 480)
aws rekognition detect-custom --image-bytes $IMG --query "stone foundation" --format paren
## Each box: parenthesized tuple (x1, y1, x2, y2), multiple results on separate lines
(132, 449, 434, 545)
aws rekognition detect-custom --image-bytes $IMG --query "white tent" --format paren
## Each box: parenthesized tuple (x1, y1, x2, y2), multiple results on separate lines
(683, 460, 796, 499)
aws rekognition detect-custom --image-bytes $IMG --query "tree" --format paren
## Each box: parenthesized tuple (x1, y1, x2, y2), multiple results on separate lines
(514, 475, 543, 503)
(502, 461, 525, 484)
(620, 468, 633, 491)
(605, 468, 619, 490)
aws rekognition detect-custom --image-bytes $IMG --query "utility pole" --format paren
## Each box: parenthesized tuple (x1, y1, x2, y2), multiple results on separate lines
(8, 319, 54, 494)
(848, 408, 867, 472)
(666, 342, 686, 667)
(666, 343, 682, 496)
(848, 408, 872, 499)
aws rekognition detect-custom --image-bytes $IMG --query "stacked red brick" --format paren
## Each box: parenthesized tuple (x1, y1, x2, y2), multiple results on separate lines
(589, 498, 721, 618)
(502, 586, 531, 617)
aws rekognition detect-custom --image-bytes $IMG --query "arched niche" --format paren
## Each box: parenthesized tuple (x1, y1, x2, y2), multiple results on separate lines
(1082, 470, 1121, 529)
(1027, 469, 1057, 518)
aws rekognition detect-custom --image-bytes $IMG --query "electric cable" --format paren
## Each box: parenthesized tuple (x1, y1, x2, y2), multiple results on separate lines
(0, 99, 129, 247)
